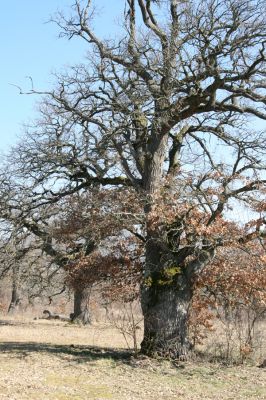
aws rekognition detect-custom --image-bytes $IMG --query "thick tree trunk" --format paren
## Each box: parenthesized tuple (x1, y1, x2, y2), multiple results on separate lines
(141, 129, 196, 358)
(71, 286, 91, 324)
(140, 239, 192, 359)
(141, 286, 192, 359)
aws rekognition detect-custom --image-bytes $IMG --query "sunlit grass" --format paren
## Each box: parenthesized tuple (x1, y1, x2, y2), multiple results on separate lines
(0, 316, 265, 400)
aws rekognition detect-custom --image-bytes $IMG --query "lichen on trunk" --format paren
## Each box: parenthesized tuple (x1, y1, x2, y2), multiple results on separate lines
(140, 237, 193, 359)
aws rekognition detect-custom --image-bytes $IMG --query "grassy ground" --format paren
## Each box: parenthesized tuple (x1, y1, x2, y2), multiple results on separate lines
(0, 317, 265, 400)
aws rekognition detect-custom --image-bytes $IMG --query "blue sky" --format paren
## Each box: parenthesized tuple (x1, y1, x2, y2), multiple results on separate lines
(0, 0, 124, 152)
(1, 1, 265, 155)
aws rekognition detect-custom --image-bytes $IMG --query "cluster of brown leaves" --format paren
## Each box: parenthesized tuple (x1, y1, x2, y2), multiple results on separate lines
(49, 188, 144, 300)
(65, 238, 143, 303)
(148, 191, 240, 251)
(51, 188, 139, 249)
(146, 174, 265, 259)
(188, 297, 214, 346)
(189, 241, 266, 345)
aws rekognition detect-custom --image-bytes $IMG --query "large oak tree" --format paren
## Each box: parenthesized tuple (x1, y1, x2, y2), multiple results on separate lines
(9, 0, 266, 357)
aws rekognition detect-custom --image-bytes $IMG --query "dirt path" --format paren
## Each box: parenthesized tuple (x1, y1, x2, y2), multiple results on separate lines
(0, 318, 265, 399)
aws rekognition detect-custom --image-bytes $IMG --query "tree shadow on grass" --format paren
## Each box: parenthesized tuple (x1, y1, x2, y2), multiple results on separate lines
(0, 318, 68, 327)
(0, 319, 25, 326)
(0, 341, 133, 364)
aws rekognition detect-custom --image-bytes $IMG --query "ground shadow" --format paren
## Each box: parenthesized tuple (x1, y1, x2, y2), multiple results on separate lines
(0, 319, 25, 326)
(0, 341, 133, 364)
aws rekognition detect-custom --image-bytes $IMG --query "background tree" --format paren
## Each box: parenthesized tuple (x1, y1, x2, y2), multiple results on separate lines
(49, 188, 143, 323)
(0, 217, 66, 315)
(0, 179, 67, 313)
(8, 0, 266, 357)
(0, 228, 28, 314)
(0, 169, 143, 323)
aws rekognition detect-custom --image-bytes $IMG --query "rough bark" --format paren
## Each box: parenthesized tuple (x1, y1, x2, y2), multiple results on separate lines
(141, 131, 193, 358)
(141, 237, 193, 359)
(71, 286, 91, 325)
(140, 130, 195, 358)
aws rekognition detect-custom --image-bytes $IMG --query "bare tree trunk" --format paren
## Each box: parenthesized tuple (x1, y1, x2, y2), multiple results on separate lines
(71, 286, 92, 324)
(140, 237, 192, 359)
(8, 280, 21, 314)
(140, 133, 194, 358)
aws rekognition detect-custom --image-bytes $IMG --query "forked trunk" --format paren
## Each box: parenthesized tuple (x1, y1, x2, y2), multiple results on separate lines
(141, 240, 192, 359)
(71, 286, 91, 324)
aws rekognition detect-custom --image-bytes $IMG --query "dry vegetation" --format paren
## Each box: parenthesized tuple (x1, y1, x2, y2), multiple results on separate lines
(0, 315, 265, 400)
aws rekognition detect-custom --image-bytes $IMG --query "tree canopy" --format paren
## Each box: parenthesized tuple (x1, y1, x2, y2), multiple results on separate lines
(0, 0, 265, 358)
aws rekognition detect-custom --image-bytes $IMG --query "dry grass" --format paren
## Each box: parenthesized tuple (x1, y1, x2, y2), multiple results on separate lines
(197, 319, 266, 365)
(0, 316, 265, 400)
